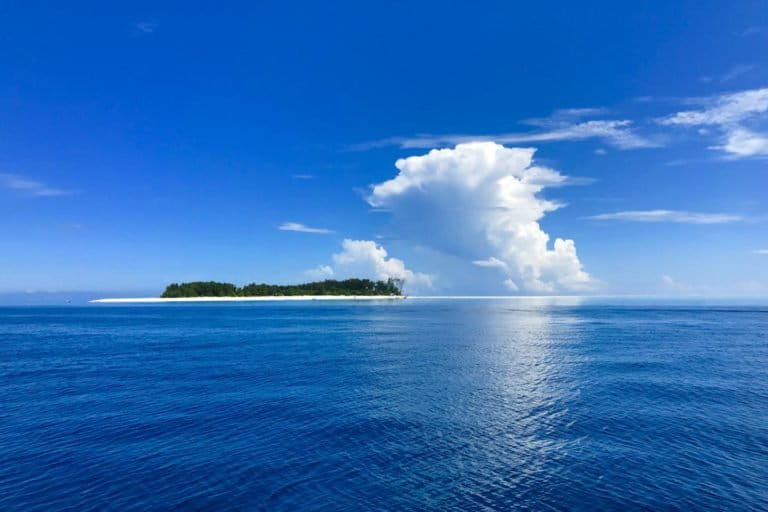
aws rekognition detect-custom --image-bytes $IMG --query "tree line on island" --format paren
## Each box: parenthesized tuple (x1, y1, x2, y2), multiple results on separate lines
(161, 278, 404, 298)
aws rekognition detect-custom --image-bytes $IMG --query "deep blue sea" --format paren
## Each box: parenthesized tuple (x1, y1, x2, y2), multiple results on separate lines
(1, 299, 767, 511)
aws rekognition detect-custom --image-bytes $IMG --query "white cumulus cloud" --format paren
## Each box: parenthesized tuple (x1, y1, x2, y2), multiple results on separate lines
(308, 239, 432, 292)
(305, 264, 334, 279)
(367, 142, 592, 293)
(332, 239, 432, 288)
(719, 127, 768, 156)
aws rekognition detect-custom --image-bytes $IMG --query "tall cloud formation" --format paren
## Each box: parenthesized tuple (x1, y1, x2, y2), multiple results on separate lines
(368, 142, 592, 293)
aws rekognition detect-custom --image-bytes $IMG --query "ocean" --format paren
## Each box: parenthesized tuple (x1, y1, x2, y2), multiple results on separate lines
(1, 299, 767, 510)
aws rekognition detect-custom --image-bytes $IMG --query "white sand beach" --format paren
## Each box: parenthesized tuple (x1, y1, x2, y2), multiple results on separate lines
(90, 295, 406, 303)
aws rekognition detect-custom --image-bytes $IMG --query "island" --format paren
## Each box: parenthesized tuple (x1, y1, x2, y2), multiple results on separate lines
(90, 278, 406, 303)
(162, 278, 403, 297)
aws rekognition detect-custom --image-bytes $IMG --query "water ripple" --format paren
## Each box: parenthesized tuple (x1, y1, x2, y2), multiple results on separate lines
(1, 301, 767, 510)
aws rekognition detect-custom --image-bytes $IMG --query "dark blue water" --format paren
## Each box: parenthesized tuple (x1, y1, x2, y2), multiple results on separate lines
(1, 300, 767, 511)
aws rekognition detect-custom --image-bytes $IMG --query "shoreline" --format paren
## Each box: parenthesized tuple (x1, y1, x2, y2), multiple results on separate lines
(89, 295, 406, 303)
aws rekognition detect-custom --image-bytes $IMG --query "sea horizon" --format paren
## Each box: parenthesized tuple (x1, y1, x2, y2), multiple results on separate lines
(3, 292, 768, 307)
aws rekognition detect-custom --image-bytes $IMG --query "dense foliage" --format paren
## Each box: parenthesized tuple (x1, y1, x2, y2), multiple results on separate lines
(161, 278, 403, 298)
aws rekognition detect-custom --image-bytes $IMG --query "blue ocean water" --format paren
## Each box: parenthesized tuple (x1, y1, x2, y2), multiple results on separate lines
(1, 299, 767, 511)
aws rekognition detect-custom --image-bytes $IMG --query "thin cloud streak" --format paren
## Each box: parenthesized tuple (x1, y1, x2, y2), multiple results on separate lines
(741, 26, 762, 36)
(351, 120, 658, 151)
(720, 64, 755, 83)
(472, 257, 508, 269)
(586, 210, 743, 224)
(522, 107, 609, 127)
(0, 173, 71, 197)
(278, 222, 334, 234)
(136, 21, 157, 33)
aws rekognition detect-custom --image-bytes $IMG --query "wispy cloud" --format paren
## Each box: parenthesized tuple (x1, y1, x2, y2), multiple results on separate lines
(661, 274, 691, 293)
(660, 88, 768, 126)
(720, 64, 755, 83)
(0, 173, 71, 197)
(291, 174, 313, 180)
(586, 210, 743, 224)
(350, 105, 661, 151)
(741, 26, 762, 36)
(754, 249, 768, 255)
(353, 120, 657, 151)
(659, 87, 768, 157)
(699, 65, 755, 84)
(522, 107, 609, 127)
(278, 222, 334, 234)
(135, 20, 157, 33)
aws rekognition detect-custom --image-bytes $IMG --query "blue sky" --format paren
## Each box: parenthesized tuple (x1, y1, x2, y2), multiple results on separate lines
(1, 1, 767, 297)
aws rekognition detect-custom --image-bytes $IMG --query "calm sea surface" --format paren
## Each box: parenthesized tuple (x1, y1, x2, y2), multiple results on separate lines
(1, 299, 767, 511)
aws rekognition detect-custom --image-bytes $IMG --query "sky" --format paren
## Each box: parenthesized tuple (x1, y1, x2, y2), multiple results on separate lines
(1, 1, 768, 298)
